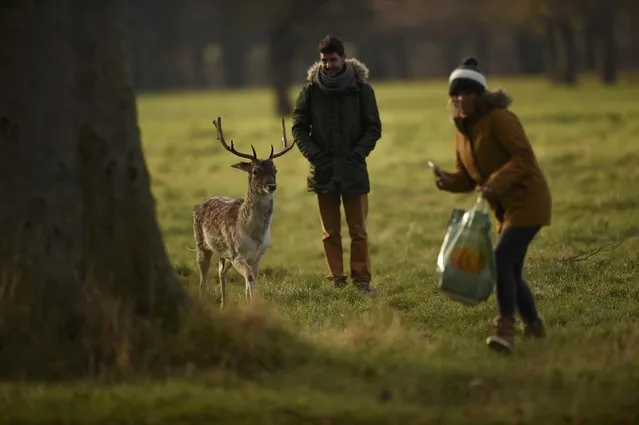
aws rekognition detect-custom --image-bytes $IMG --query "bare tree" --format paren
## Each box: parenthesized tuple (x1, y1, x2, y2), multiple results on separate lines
(589, 0, 619, 84)
(267, 0, 331, 115)
(0, 0, 186, 376)
(530, 0, 580, 84)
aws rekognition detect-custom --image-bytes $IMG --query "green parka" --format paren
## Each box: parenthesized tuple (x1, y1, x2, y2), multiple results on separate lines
(292, 58, 382, 195)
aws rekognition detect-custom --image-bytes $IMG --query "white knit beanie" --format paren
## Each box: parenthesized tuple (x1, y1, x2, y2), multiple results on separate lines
(448, 56, 487, 96)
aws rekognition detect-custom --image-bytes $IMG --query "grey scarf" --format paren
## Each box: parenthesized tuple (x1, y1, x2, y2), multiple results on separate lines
(313, 62, 356, 93)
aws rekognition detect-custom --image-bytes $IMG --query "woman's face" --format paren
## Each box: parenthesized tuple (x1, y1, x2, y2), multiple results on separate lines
(451, 92, 477, 117)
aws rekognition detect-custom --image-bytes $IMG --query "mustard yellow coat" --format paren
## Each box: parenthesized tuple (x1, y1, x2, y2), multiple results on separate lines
(440, 107, 552, 231)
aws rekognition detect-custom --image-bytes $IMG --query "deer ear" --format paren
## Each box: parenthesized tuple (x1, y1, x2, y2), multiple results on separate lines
(230, 162, 252, 172)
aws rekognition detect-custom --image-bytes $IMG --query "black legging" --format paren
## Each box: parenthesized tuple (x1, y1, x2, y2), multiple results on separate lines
(494, 226, 541, 323)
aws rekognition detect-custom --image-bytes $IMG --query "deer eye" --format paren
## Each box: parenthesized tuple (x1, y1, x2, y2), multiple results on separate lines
(252, 168, 259, 176)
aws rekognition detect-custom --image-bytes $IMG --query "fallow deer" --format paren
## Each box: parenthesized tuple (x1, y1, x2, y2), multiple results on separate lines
(192, 116, 296, 308)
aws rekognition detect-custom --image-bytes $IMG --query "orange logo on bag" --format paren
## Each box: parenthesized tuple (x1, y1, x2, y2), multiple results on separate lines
(449, 247, 484, 274)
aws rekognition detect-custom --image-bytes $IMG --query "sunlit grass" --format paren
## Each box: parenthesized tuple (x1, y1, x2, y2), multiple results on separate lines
(2, 76, 639, 424)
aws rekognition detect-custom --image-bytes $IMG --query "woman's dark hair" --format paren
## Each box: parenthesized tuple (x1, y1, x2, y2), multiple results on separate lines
(448, 89, 513, 119)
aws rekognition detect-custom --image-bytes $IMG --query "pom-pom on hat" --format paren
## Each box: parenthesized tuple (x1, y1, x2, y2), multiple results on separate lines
(448, 56, 487, 96)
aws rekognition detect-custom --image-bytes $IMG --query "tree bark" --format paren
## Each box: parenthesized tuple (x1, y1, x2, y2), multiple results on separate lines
(0, 0, 186, 378)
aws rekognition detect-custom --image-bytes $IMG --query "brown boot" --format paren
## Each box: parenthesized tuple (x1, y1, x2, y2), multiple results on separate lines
(354, 281, 374, 295)
(329, 277, 348, 289)
(523, 317, 546, 338)
(486, 316, 515, 354)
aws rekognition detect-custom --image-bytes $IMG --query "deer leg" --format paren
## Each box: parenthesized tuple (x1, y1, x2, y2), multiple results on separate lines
(249, 259, 261, 301)
(251, 258, 261, 280)
(218, 258, 231, 309)
(231, 258, 254, 303)
(197, 249, 213, 293)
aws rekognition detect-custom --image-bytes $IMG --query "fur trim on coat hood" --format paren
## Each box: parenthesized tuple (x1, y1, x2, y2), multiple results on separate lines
(306, 58, 370, 83)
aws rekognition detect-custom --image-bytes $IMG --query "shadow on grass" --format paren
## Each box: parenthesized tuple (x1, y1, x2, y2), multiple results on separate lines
(1, 298, 639, 424)
(0, 292, 313, 384)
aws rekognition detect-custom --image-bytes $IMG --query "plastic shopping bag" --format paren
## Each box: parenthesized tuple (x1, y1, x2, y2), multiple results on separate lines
(436, 194, 497, 306)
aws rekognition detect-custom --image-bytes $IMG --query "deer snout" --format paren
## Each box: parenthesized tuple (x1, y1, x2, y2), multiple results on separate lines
(266, 183, 277, 193)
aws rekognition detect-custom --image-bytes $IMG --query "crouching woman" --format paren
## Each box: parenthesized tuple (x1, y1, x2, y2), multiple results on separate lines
(433, 57, 552, 354)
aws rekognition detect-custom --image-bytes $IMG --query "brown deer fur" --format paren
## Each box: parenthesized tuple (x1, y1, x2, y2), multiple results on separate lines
(192, 117, 295, 308)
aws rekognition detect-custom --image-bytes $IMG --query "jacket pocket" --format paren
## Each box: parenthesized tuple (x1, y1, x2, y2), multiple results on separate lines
(500, 180, 527, 210)
(341, 152, 369, 191)
(346, 151, 365, 165)
(310, 155, 333, 186)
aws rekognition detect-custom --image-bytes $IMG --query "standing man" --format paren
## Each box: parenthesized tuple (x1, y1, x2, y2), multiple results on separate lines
(292, 35, 382, 293)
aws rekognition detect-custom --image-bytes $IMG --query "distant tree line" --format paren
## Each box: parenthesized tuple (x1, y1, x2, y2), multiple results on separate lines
(120, 0, 639, 114)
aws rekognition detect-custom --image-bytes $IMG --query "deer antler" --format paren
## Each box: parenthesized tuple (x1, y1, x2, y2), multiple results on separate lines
(213, 117, 257, 161)
(269, 117, 296, 160)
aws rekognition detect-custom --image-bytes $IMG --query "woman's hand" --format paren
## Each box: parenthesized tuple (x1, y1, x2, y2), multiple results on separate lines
(477, 185, 497, 203)
(430, 164, 452, 189)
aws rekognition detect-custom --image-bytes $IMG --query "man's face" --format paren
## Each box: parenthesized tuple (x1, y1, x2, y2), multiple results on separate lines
(320, 52, 345, 76)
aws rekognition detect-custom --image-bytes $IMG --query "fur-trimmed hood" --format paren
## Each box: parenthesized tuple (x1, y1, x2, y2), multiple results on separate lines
(306, 58, 370, 83)
(475, 89, 512, 112)
(452, 89, 514, 137)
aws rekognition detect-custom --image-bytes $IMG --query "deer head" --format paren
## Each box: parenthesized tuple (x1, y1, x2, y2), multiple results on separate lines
(212, 117, 296, 195)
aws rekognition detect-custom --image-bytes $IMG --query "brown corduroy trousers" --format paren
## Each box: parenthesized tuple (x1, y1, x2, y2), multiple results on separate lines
(316, 193, 371, 283)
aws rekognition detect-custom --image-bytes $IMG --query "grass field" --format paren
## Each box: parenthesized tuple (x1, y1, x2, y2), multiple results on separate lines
(3, 76, 639, 424)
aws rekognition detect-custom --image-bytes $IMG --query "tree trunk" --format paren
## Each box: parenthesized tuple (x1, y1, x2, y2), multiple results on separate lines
(515, 31, 545, 75)
(220, 34, 249, 88)
(584, 19, 598, 71)
(217, 1, 250, 89)
(389, 30, 411, 80)
(544, 21, 559, 80)
(267, 0, 329, 116)
(0, 0, 186, 378)
(441, 37, 463, 76)
(597, 8, 617, 84)
(474, 28, 490, 74)
(546, 18, 578, 84)
(357, 32, 389, 80)
(558, 19, 578, 84)
(269, 23, 295, 116)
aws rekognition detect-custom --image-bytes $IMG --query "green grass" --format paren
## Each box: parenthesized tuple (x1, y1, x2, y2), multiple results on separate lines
(3, 76, 639, 423)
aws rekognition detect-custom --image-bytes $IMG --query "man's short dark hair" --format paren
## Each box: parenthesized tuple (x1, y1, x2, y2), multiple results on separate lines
(318, 35, 345, 56)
